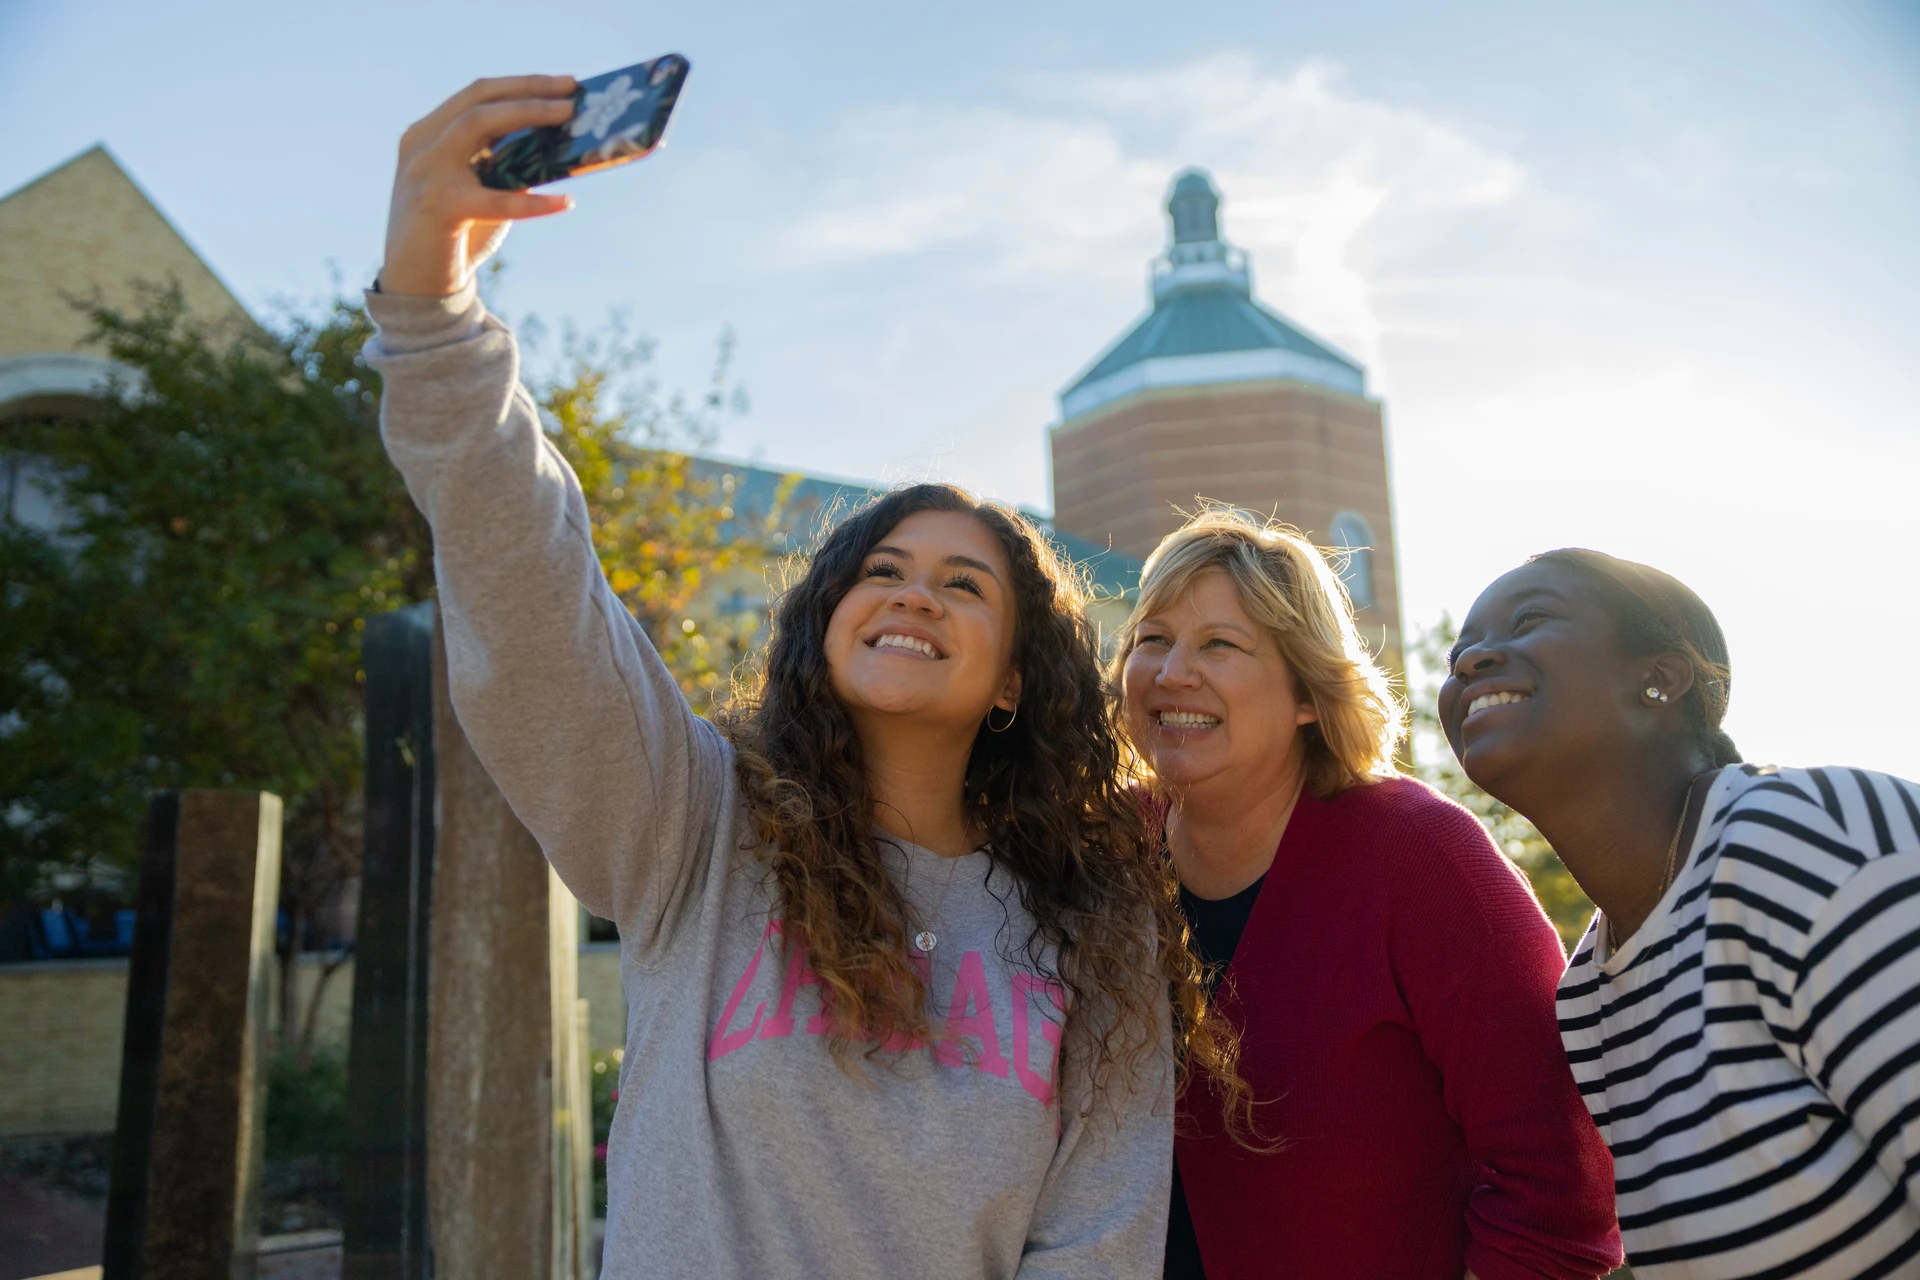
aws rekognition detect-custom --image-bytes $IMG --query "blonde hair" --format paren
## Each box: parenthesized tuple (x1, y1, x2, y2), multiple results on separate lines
(1114, 506, 1406, 798)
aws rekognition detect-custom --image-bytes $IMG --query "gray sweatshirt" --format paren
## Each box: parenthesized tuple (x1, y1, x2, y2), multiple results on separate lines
(366, 284, 1172, 1280)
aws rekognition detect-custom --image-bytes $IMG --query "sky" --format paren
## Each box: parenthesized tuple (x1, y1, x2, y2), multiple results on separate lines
(3, 0, 1917, 776)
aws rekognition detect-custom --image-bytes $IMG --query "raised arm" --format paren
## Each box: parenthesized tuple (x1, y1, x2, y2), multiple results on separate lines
(369, 77, 731, 939)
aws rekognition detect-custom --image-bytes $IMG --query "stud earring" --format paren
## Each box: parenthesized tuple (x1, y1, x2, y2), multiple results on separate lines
(1646, 686, 1669, 704)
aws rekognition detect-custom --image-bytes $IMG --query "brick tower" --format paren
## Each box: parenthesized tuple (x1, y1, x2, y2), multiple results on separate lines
(1049, 169, 1403, 669)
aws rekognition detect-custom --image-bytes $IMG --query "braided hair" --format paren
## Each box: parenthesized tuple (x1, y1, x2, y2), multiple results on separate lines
(1527, 548, 1741, 769)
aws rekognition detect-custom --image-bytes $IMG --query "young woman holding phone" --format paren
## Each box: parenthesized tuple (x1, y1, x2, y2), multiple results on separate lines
(1443, 549, 1920, 1276)
(369, 76, 1236, 1278)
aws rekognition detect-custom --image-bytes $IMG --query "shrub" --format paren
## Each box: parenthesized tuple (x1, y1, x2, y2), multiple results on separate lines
(590, 1047, 621, 1217)
(266, 1039, 348, 1162)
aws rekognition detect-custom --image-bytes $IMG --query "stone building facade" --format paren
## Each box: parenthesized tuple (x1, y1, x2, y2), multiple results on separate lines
(0, 146, 251, 525)
(1049, 170, 1404, 671)
(0, 146, 247, 401)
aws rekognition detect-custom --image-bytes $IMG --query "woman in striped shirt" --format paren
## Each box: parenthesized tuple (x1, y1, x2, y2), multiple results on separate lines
(1440, 547, 1920, 1277)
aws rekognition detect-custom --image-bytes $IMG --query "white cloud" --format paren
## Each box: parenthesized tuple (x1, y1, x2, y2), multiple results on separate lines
(774, 55, 1528, 369)
(621, 52, 1920, 779)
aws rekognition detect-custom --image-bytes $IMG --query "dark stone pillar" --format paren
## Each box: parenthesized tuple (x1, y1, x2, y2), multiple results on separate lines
(426, 616, 592, 1279)
(343, 602, 437, 1280)
(103, 789, 283, 1280)
(344, 601, 592, 1279)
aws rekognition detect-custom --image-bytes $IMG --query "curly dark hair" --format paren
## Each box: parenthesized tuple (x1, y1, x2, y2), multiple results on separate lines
(718, 483, 1243, 1116)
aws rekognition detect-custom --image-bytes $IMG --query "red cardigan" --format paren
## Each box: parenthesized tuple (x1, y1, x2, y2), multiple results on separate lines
(1177, 778, 1621, 1280)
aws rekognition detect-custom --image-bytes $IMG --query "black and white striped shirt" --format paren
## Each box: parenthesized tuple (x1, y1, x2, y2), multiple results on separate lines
(1559, 763, 1920, 1277)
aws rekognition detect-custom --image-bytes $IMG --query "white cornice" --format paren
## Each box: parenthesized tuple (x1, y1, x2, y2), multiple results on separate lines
(1059, 348, 1366, 422)
(0, 352, 142, 409)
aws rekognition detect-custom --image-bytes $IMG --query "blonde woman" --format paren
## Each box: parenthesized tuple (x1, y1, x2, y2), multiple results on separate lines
(1119, 510, 1621, 1280)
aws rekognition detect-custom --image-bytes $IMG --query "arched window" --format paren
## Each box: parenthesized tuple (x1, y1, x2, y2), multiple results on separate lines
(0, 353, 131, 534)
(1328, 511, 1375, 610)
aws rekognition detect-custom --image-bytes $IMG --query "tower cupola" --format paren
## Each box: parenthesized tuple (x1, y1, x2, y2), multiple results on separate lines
(1057, 168, 1365, 421)
(1047, 167, 1401, 675)
(1168, 170, 1221, 243)
(1152, 168, 1252, 302)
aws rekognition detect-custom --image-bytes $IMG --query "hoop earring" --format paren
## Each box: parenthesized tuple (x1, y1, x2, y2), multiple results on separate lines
(987, 704, 1019, 733)
(1646, 686, 1670, 704)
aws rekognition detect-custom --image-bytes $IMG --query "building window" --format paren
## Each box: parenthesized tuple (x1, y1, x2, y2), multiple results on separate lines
(2, 449, 63, 532)
(1328, 511, 1375, 610)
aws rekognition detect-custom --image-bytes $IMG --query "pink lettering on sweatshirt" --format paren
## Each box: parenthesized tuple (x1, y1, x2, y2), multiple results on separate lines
(757, 923, 827, 1039)
(707, 921, 779, 1061)
(708, 919, 1066, 1105)
(1012, 974, 1066, 1106)
(932, 949, 1010, 1077)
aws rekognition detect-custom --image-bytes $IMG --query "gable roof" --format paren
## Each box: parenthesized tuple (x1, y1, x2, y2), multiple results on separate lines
(0, 145, 249, 363)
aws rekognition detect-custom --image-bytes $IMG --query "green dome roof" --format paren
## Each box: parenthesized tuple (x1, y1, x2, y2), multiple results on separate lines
(1068, 290, 1360, 390)
(1060, 169, 1365, 420)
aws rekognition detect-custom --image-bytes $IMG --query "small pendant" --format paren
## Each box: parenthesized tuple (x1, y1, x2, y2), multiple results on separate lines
(914, 930, 937, 953)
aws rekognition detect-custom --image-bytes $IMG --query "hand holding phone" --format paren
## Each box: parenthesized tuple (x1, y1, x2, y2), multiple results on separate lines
(475, 56, 690, 190)
(381, 76, 580, 299)
(379, 58, 690, 299)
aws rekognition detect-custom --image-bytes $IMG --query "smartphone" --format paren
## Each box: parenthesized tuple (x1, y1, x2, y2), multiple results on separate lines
(474, 55, 690, 190)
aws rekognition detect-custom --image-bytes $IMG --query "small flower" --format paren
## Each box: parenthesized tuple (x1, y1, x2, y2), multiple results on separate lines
(589, 119, 652, 165)
(570, 75, 644, 142)
(594, 1143, 608, 1162)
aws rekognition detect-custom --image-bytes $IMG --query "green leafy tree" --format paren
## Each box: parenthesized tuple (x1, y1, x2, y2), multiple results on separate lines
(1406, 617, 1595, 947)
(530, 320, 793, 711)
(1, 285, 430, 1033)
(1, 285, 779, 1037)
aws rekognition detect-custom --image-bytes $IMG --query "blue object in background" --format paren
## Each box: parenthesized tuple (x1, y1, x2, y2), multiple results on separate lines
(38, 907, 76, 957)
(29, 906, 137, 959)
(71, 914, 120, 956)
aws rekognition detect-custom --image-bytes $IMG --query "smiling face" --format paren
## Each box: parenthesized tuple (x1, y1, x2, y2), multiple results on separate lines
(822, 509, 1021, 735)
(1439, 559, 1662, 804)
(1122, 568, 1318, 797)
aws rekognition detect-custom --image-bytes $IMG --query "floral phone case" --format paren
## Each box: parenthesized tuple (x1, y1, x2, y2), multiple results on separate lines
(474, 55, 690, 190)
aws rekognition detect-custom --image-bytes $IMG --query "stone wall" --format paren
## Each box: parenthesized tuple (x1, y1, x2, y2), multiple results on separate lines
(0, 958, 132, 1135)
(0, 947, 627, 1137)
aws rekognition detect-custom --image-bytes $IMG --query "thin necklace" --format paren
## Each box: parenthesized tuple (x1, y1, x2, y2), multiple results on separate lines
(913, 852, 966, 954)
(1608, 785, 1697, 954)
